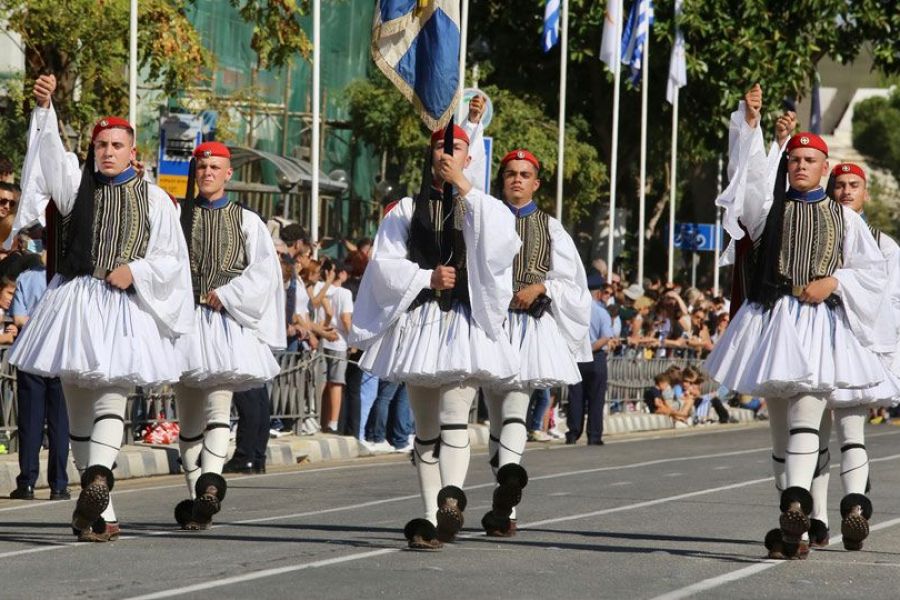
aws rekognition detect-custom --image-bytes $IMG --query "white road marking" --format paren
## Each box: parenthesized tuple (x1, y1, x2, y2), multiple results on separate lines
(119, 450, 900, 599)
(0, 445, 771, 560)
(119, 474, 781, 600)
(648, 516, 900, 600)
(123, 549, 399, 600)
(648, 452, 900, 600)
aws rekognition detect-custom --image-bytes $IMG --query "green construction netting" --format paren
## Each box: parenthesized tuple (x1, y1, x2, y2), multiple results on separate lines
(185, 0, 379, 238)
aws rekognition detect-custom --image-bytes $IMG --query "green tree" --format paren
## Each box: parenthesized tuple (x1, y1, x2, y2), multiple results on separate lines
(853, 88, 900, 181)
(466, 0, 900, 275)
(0, 0, 311, 166)
(0, 0, 211, 157)
(343, 70, 605, 224)
(852, 87, 900, 239)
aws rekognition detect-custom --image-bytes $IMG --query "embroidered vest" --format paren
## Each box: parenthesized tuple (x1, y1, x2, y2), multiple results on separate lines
(512, 209, 551, 292)
(62, 177, 152, 279)
(776, 199, 844, 288)
(189, 202, 247, 303)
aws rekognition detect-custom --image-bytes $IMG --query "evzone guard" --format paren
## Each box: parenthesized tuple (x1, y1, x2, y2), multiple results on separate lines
(705, 83, 899, 559)
(9, 74, 194, 542)
(350, 125, 521, 550)
(172, 142, 286, 530)
(480, 149, 590, 537)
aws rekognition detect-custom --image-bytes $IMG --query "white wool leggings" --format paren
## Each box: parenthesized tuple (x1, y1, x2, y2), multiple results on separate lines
(408, 383, 477, 524)
(784, 394, 828, 491)
(175, 385, 234, 498)
(834, 406, 869, 496)
(483, 387, 530, 520)
(484, 388, 530, 474)
(64, 384, 128, 524)
(770, 399, 831, 525)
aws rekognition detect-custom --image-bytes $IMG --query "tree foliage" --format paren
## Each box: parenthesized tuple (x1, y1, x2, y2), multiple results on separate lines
(0, 0, 211, 155)
(466, 0, 900, 273)
(853, 87, 900, 181)
(343, 69, 605, 224)
(852, 86, 900, 239)
(0, 0, 311, 166)
(223, 0, 312, 69)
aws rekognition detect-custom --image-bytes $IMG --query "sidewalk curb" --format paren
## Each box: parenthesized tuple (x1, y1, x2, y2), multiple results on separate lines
(0, 411, 756, 497)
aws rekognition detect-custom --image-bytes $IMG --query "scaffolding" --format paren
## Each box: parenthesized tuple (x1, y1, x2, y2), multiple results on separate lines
(182, 0, 380, 239)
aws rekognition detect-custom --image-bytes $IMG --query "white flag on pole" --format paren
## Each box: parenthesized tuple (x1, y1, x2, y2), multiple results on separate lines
(599, 0, 621, 70)
(666, 0, 686, 104)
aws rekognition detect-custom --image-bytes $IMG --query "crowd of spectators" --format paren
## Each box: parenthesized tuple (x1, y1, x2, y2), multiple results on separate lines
(585, 266, 730, 362)
(269, 216, 414, 453)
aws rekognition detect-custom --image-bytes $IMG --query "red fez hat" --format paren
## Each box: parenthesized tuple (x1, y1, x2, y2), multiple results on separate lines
(500, 149, 541, 171)
(193, 141, 231, 160)
(430, 125, 469, 146)
(786, 132, 828, 157)
(831, 162, 866, 181)
(91, 116, 134, 142)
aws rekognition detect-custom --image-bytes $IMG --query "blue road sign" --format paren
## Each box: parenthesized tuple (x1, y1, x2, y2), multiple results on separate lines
(673, 222, 722, 252)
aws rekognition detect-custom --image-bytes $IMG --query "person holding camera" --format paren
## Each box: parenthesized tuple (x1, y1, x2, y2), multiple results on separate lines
(312, 259, 354, 433)
(480, 149, 591, 537)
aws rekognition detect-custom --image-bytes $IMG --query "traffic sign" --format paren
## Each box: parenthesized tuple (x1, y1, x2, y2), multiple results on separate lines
(157, 113, 203, 199)
(673, 222, 722, 252)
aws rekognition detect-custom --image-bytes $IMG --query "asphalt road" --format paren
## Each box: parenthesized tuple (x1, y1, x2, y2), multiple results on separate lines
(2, 424, 900, 600)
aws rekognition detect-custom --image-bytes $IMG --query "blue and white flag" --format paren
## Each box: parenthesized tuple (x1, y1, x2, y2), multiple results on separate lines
(621, 0, 654, 86)
(542, 0, 560, 52)
(665, 0, 686, 104)
(371, 1, 461, 130)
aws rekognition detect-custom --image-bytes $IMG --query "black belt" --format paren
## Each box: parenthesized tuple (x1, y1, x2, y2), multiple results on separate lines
(777, 284, 841, 309)
(408, 289, 470, 313)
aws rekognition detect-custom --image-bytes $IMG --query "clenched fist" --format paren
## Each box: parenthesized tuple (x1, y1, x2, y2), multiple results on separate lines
(34, 74, 57, 109)
(775, 111, 797, 147)
(430, 265, 456, 291)
(744, 83, 762, 128)
(468, 95, 486, 124)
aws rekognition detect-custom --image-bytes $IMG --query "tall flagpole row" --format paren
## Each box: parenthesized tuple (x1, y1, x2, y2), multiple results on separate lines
(637, 21, 649, 286)
(555, 0, 569, 222)
(667, 86, 678, 284)
(129, 0, 138, 130)
(311, 0, 321, 256)
(607, 0, 622, 275)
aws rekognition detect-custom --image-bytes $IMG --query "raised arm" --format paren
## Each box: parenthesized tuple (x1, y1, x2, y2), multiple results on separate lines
(717, 84, 772, 243)
(32, 75, 80, 215)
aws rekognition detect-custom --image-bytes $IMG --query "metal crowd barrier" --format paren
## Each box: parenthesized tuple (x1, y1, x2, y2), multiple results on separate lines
(0, 349, 325, 451)
(606, 355, 717, 411)
(0, 344, 719, 449)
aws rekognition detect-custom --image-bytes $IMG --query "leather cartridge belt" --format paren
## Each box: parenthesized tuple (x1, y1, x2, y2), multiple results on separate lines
(783, 284, 841, 308)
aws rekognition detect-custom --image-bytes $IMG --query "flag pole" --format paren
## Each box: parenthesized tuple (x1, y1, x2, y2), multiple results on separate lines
(607, 0, 621, 275)
(667, 86, 678, 284)
(311, 0, 321, 256)
(129, 0, 138, 129)
(713, 155, 723, 296)
(457, 0, 469, 121)
(555, 0, 569, 221)
(637, 17, 649, 286)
